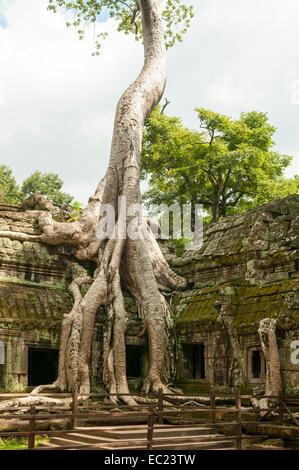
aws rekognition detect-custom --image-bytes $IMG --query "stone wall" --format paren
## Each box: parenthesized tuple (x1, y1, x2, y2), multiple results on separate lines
(0, 195, 298, 393)
(0, 206, 71, 390)
(169, 194, 299, 392)
(0, 204, 143, 391)
(0, 206, 64, 389)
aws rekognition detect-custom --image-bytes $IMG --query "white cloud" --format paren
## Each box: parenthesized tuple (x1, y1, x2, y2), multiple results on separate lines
(166, 0, 299, 173)
(0, 0, 142, 204)
(204, 75, 247, 108)
(0, 0, 298, 205)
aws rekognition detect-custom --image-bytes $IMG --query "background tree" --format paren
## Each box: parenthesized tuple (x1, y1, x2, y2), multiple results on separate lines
(0, 0, 194, 405)
(0, 165, 75, 206)
(142, 107, 299, 222)
(21, 171, 73, 206)
(0, 165, 20, 205)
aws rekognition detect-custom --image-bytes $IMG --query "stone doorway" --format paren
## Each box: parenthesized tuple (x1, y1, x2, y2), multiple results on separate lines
(182, 343, 205, 380)
(247, 347, 266, 384)
(126, 345, 143, 378)
(28, 348, 59, 386)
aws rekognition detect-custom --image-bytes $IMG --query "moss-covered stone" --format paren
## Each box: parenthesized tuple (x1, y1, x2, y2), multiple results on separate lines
(0, 196, 298, 391)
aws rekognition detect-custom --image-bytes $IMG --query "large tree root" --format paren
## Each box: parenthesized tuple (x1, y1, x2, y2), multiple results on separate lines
(0, 223, 185, 410)
(250, 318, 283, 418)
(0, 1, 188, 411)
(0, 396, 71, 411)
(251, 318, 283, 412)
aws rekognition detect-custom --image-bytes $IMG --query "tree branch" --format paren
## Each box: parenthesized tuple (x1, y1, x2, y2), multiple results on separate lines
(160, 98, 170, 115)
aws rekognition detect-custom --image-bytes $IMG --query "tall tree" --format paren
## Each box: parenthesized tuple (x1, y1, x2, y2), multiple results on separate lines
(0, 165, 74, 207)
(0, 165, 20, 205)
(142, 107, 299, 222)
(0, 0, 193, 403)
(21, 171, 73, 206)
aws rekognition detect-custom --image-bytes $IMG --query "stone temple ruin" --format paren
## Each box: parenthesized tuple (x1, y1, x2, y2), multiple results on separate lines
(0, 194, 298, 395)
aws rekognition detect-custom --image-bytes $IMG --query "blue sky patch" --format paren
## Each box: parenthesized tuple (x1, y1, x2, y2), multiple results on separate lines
(0, 13, 7, 28)
(97, 7, 110, 23)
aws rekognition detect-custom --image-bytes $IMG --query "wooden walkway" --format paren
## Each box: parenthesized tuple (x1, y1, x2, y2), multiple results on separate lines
(1, 390, 298, 450)
(38, 424, 236, 450)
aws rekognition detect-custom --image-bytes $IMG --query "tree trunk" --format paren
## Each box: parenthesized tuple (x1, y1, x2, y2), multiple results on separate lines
(211, 174, 224, 222)
(219, 199, 227, 219)
(258, 318, 282, 398)
(0, 0, 186, 407)
(252, 318, 283, 413)
(212, 199, 219, 223)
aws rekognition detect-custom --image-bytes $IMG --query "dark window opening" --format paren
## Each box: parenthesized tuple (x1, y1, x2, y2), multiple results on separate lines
(248, 347, 266, 383)
(183, 344, 205, 380)
(251, 350, 262, 379)
(126, 345, 143, 378)
(28, 349, 59, 386)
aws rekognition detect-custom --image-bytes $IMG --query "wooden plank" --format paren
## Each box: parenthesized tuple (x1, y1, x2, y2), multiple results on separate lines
(28, 406, 36, 449)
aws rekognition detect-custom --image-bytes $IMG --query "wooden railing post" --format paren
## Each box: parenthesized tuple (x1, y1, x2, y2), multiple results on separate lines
(71, 388, 78, 429)
(278, 391, 284, 426)
(147, 405, 154, 450)
(235, 387, 242, 450)
(158, 388, 163, 425)
(28, 406, 36, 449)
(210, 386, 216, 425)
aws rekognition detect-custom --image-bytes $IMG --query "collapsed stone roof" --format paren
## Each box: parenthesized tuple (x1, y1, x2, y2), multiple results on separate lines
(0, 281, 72, 329)
(0, 204, 75, 331)
(168, 194, 299, 330)
(0, 194, 298, 332)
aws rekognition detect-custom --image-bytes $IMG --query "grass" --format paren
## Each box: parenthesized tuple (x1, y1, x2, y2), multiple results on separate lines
(0, 435, 50, 450)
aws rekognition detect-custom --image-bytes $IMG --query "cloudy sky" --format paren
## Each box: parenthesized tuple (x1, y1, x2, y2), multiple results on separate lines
(0, 0, 299, 205)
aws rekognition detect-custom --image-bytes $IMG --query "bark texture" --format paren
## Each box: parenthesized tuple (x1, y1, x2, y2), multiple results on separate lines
(0, 0, 186, 406)
(218, 309, 245, 388)
(258, 318, 282, 398)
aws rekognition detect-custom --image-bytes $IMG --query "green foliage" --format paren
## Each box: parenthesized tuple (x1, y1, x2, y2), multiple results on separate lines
(168, 236, 191, 256)
(47, 0, 194, 54)
(142, 107, 299, 222)
(0, 165, 20, 205)
(0, 436, 50, 450)
(68, 200, 83, 221)
(21, 171, 73, 206)
(0, 166, 75, 207)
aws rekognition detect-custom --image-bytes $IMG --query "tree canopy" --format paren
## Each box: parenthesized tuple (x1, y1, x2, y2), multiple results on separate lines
(0, 166, 74, 207)
(47, 0, 194, 54)
(21, 171, 73, 206)
(0, 165, 20, 205)
(142, 107, 299, 222)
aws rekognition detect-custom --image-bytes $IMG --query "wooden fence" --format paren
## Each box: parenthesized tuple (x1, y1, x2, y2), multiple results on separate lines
(0, 389, 298, 450)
